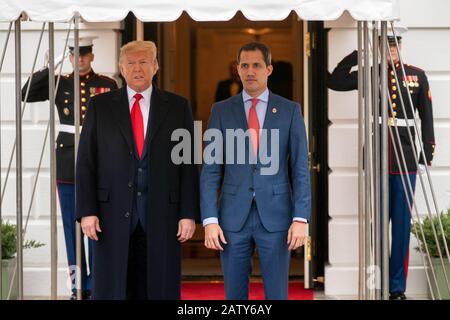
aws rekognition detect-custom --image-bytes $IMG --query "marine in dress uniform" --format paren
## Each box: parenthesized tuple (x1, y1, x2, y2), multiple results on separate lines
(21, 36, 118, 299)
(327, 27, 435, 300)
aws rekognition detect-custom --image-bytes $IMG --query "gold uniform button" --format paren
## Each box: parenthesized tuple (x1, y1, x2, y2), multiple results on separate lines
(392, 103, 397, 108)
(64, 99, 68, 103)
(86, 75, 90, 79)
(392, 94, 397, 100)
(392, 86, 397, 91)
(81, 89, 86, 94)
(391, 79, 396, 84)
(81, 82, 85, 87)
(60, 144, 64, 148)
(81, 97, 86, 102)
(63, 107, 70, 116)
(82, 106, 87, 111)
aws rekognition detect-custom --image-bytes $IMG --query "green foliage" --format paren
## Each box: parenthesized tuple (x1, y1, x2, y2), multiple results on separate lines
(1, 219, 45, 260)
(411, 208, 450, 258)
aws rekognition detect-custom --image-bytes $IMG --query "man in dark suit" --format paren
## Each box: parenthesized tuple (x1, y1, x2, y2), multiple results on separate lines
(22, 36, 117, 300)
(215, 61, 242, 102)
(200, 42, 311, 300)
(76, 40, 199, 299)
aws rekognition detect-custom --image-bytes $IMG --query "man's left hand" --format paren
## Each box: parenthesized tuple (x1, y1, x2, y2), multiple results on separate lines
(177, 218, 196, 243)
(287, 221, 308, 251)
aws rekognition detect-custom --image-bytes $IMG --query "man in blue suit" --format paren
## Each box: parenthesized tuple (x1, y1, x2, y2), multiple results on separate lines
(200, 42, 311, 300)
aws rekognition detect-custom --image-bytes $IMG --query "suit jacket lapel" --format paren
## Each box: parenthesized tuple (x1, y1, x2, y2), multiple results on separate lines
(147, 86, 169, 153)
(232, 92, 248, 131)
(112, 87, 135, 156)
(259, 91, 279, 160)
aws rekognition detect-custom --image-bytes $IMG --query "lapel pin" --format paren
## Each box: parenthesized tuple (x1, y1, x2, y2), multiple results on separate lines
(272, 107, 277, 114)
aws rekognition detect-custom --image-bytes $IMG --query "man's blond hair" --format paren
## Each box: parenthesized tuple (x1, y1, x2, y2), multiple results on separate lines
(119, 40, 158, 65)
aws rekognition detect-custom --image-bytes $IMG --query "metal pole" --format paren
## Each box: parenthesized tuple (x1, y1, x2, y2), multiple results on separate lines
(2, 23, 46, 206)
(3, 22, 46, 300)
(0, 22, 13, 71)
(386, 93, 440, 299)
(0, 20, 13, 301)
(380, 21, 389, 300)
(73, 16, 82, 301)
(370, 31, 438, 300)
(372, 22, 381, 300)
(390, 22, 450, 273)
(48, 22, 58, 300)
(388, 26, 450, 294)
(25, 23, 73, 232)
(357, 21, 365, 300)
(14, 18, 24, 300)
(363, 21, 373, 299)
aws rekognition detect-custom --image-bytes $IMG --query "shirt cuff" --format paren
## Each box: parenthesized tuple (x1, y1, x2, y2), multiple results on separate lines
(203, 217, 219, 227)
(293, 217, 308, 224)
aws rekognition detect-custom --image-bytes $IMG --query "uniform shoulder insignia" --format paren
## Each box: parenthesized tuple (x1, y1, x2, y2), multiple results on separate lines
(98, 74, 116, 83)
(406, 64, 424, 73)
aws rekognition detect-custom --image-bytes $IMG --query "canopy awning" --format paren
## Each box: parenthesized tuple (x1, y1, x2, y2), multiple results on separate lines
(0, 0, 400, 23)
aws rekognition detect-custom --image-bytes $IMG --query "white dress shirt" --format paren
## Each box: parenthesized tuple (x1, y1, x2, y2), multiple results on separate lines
(126, 85, 152, 137)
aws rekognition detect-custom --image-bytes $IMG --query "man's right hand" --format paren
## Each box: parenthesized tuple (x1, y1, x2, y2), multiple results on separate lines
(204, 223, 227, 251)
(81, 216, 101, 241)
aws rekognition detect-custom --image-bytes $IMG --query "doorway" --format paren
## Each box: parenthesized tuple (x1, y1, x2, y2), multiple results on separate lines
(125, 13, 328, 284)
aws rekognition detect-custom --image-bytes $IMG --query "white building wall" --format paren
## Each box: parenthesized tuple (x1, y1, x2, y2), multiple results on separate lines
(325, 0, 450, 298)
(0, 21, 122, 297)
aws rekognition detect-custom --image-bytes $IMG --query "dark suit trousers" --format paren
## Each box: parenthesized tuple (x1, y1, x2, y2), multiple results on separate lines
(220, 202, 290, 300)
(126, 223, 148, 299)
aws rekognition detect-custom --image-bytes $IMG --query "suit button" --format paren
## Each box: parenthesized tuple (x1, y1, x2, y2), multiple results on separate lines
(137, 192, 142, 197)
(138, 168, 143, 173)
(249, 187, 254, 192)
(124, 212, 130, 218)
(128, 182, 133, 188)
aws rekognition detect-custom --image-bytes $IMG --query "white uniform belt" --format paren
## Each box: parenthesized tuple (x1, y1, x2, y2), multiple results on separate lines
(378, 117, 415, 127)
(59, 124, 82, 134)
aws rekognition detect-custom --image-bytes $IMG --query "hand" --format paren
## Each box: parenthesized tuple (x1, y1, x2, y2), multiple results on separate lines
(44, 50, 68, 68)
(55, 52, 69, 68)
(204, 223, 227, 251)
(287, 221, 307, 251)
(418, 164, 426, 175)
(177, 219, 196, 243)
(81, 216, 101, 241)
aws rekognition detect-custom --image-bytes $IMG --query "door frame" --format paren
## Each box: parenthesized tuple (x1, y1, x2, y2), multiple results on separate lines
(304, 21, 329, 290)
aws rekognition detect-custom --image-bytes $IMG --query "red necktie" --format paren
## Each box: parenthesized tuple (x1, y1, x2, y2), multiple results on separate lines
(131, 93, 144, 158)
(248, 98, 260, 155)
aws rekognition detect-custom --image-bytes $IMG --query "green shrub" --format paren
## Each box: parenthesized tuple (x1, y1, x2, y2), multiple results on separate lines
(411, 208, 450, 258)
(1, 219, 45, 260)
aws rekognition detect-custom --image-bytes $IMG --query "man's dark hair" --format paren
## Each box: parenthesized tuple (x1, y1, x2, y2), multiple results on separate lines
(237, 42, 272, 66)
